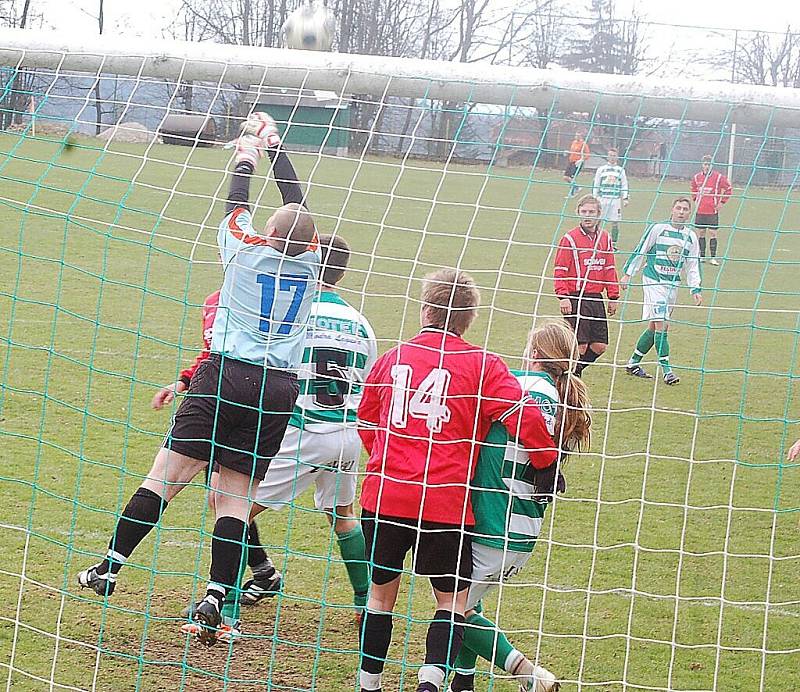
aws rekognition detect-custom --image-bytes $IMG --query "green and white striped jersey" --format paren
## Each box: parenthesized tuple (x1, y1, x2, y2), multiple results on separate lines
(623, 223, 702, 293)
(470, 370, 558, 554)
(593, 164, 629, 200)
(288, 290, 377, 433)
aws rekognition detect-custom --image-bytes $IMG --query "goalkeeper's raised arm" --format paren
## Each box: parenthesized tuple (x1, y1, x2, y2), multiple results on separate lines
(226, 112, 308, 215)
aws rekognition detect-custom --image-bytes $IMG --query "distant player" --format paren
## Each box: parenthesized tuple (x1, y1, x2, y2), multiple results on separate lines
(622, 196, 703, 385)
(690, 155, 732, 266)
(592, 147, 629, 249)
(357, 269, 556, 692)
(152, 287, 282, 616)
(563, 132, 590, 197)
(182, 234, 377, 642)
(554, 195, 619, 376)
(449, 321, 590, 692)
(78, 112, 321, 646)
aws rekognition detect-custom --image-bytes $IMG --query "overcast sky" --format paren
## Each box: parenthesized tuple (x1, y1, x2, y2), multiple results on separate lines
(32, 0, 800, 39)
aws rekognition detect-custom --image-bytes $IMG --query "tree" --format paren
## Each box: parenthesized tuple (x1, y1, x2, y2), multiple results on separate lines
(521, 0, 569, 70)
(729, 28, 800, 88)
(711, 27, 800, 185)
(560, 0, 646, 76)
(0, 0, 42, 130)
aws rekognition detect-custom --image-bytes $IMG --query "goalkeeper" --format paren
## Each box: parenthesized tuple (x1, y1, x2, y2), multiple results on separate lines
(182, 233, 377, 643)
(449, 321, 590, 692)
(78, 112, 321, 645)
(621, 196, 703, 385)
(151, 282, 282, 613)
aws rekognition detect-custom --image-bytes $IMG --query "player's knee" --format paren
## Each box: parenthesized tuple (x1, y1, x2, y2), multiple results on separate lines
(591, 342, 607, 355)
(330, 505, 358, 535)
(334, 517, 358, 535)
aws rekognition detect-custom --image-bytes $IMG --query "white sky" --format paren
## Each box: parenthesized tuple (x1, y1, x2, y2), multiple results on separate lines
(35, 0, 800, 39)
(618, 0, 798, 33)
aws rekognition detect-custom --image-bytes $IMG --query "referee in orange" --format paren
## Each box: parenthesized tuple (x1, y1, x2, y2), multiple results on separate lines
(564, 131, 590, 197)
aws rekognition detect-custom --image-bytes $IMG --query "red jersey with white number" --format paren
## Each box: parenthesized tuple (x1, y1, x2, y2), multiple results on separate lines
(691, 170, 732, 214)
(554, 226, 620, 299)
(179, 290, 220, 385)
(357, 328, 556, 525)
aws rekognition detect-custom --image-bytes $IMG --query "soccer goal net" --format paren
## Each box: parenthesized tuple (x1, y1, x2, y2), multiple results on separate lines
(0, 28, 798, 692)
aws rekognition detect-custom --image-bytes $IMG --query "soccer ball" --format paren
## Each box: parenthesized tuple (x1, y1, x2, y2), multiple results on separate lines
(282, 4, 335, 51)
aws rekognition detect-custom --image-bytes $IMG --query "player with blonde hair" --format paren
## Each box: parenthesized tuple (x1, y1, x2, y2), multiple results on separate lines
(357, 269, 557, 692)
(449, 320, 590, 692)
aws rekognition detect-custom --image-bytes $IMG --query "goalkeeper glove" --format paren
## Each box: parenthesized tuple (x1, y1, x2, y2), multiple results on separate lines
(230, 112, 281, 167)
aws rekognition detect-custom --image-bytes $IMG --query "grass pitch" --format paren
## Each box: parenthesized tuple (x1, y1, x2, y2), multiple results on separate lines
(1, 134, 799, 691)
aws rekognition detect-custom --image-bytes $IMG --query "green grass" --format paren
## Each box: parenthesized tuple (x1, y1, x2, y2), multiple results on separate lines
(1, 132, 799, 691)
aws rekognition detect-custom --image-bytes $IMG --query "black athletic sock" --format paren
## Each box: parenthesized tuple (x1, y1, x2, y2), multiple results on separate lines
(97, 488, 167, 576)
(450, 671, 475, 691)
(208, 516, 248, 601)
(710, 238, 718, 257)
(576, 346, 601, 375)
(419, 610, 465, 687)
(699, 236, 706, 257)
(246, 520, 269, 570)
(360, 610, 393, 675)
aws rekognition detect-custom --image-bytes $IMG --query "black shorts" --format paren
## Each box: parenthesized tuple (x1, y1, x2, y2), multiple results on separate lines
(694, 213, 719, 229)
(564, 293, 609, 345)
(564, 161, 578, 179)
(164, 354, 298, 482)
(361, 510, 472, 593)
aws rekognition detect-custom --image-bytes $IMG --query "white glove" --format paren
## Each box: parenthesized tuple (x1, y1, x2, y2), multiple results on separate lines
(241, 112, 281, 147)
(230, 112, 281, 167)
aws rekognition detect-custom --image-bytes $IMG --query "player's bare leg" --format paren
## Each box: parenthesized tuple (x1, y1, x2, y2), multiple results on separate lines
(360, 577, 402, 692)
(77, 448, 206, 596)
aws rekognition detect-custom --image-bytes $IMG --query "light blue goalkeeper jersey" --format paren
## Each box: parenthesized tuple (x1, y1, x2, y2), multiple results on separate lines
(211, 208, 321, 369)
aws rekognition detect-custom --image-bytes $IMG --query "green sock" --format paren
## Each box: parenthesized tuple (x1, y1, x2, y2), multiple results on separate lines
(336, 525, 369, 608)
(611, 224, 620, 245)
(461, 612, 515, 670)
(220, 548, 248, 621)
(630, 329, 655, 364)
(453, 637, 479, 674)
(654, 330, 671, 374)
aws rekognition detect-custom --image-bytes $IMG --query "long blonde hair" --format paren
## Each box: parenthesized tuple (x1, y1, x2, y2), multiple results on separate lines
(525, 321, 592, 452)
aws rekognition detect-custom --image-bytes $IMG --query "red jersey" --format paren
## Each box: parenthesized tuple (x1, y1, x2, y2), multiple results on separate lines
(357, 328, 556, 525)
(691, 169, 732, 214)
(178, 290, 220, 385)
(554, 226, 620, 299)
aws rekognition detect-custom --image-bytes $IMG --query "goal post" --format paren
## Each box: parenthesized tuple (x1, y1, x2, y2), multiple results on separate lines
(1, 27, 799, 692)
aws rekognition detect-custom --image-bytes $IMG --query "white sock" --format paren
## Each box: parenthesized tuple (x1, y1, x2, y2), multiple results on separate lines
(359, 670, 382, 691)
(418, 664, 445, 689)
